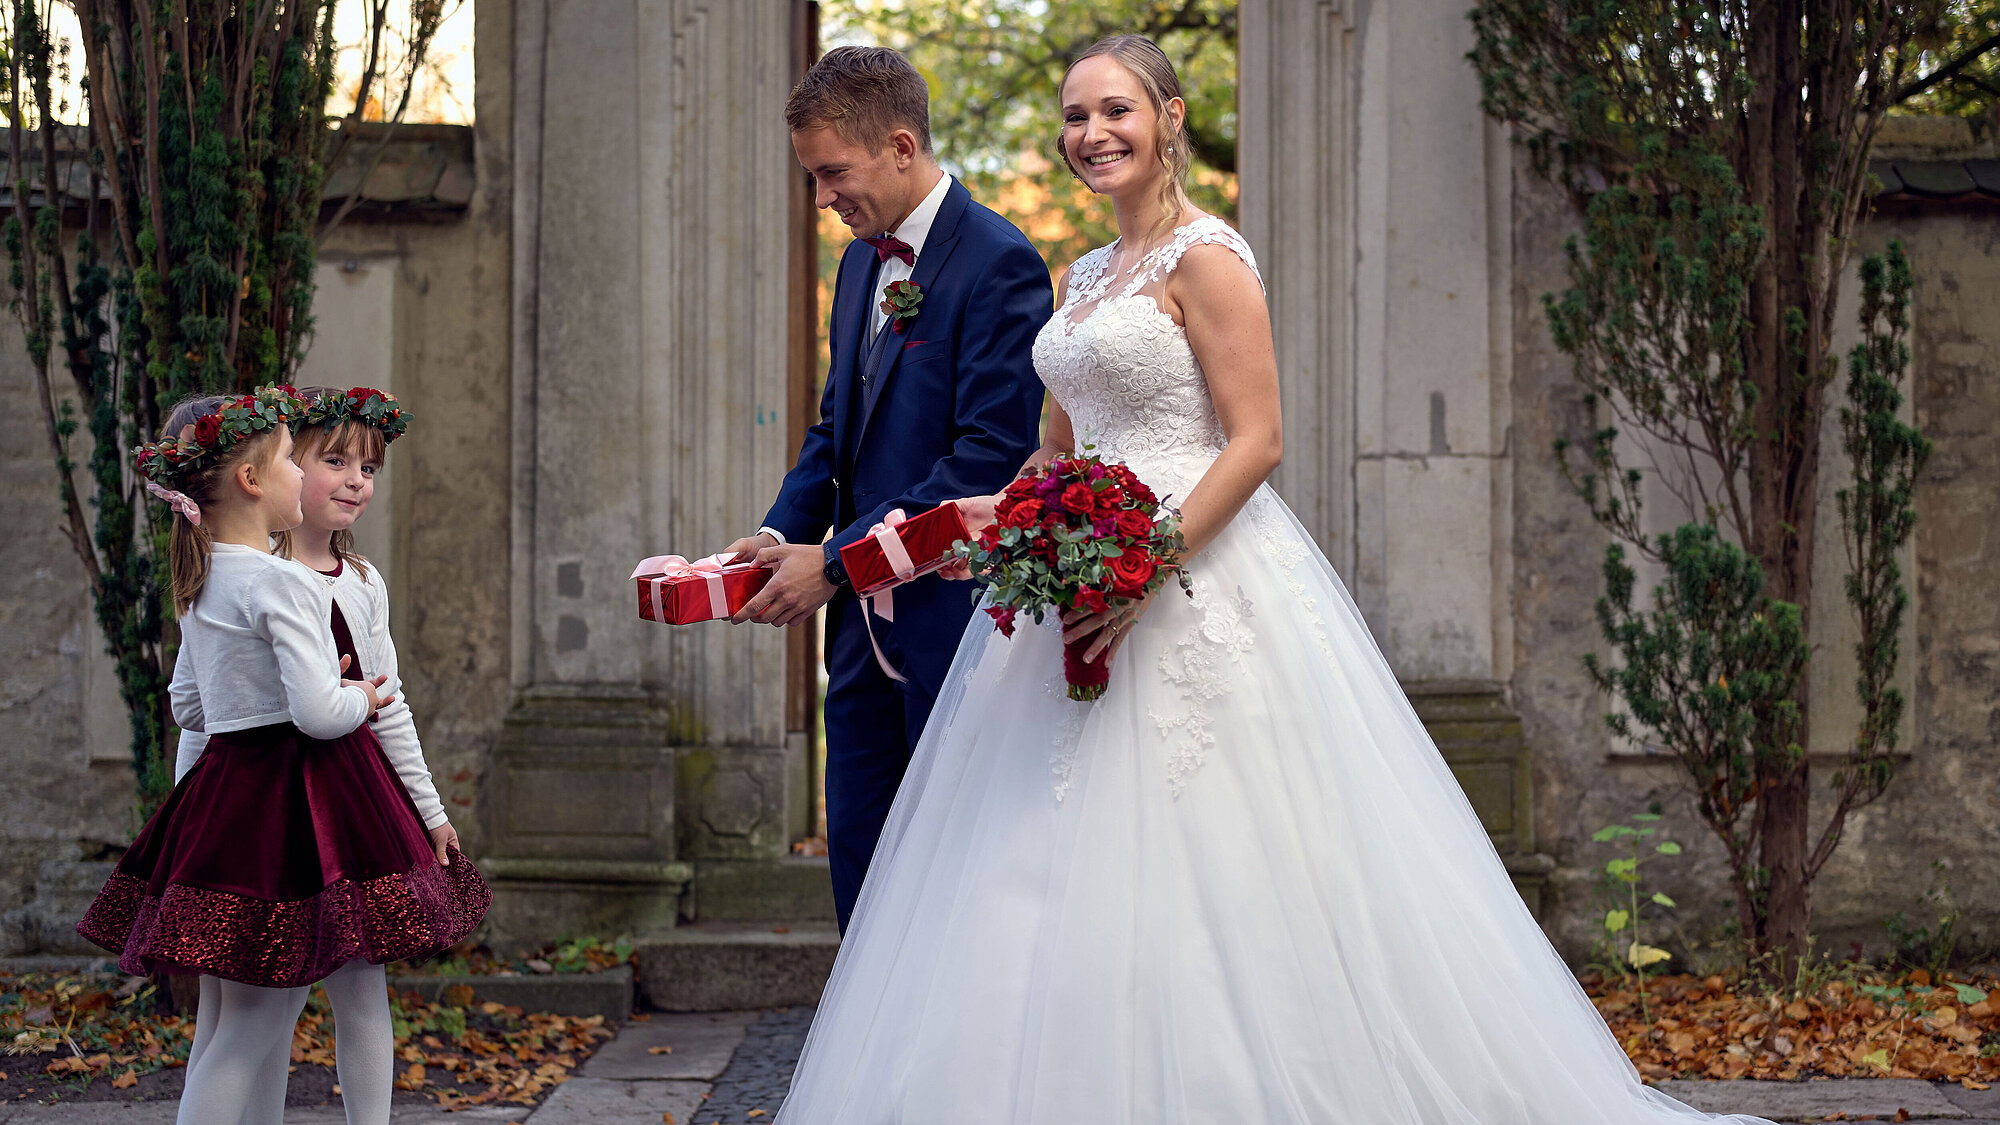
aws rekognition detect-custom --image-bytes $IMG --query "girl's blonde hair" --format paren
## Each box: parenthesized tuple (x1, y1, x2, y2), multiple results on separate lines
(273, 386, 387, 582)
(159, 396, 290, 614)
(1056, 35, 1194, 242)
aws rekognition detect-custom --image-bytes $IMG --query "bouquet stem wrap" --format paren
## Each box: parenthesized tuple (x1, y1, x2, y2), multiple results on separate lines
(1062, 634, 1114, 701)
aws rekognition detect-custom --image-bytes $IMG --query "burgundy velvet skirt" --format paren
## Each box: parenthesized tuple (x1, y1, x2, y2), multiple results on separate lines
(77, 721, 490, 988)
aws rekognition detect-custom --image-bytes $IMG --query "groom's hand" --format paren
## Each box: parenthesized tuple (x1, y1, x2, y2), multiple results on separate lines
(733, 544, 835, 628)
(723, 532, 778, 564)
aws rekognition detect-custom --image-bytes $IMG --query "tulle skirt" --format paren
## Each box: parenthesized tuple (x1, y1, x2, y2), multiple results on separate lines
(776, 484, 1772, 1125)
(78, 721, 489, 989)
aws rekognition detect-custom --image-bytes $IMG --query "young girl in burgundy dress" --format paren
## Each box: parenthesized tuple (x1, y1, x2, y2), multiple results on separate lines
(78, 386, 489, 1125)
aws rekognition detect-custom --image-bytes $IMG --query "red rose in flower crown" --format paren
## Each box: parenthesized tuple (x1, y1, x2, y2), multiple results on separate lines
(953, 448, 1192, 701)
(191, 413, 224, 447)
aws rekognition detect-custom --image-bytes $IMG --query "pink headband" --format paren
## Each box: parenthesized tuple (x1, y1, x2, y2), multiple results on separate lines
(145, 480, 203, 526)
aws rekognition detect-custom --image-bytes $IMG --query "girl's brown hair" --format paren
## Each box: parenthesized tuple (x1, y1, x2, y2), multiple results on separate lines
(273, 386, 387, 582)
(160, 396, 289, 614)
(1056, 35, 1194, 243)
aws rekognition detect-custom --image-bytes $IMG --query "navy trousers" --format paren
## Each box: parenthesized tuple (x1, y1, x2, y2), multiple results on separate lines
(821, 597, 939, 933)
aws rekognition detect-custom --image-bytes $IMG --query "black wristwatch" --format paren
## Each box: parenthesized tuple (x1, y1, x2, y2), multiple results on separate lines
(822, 542, 850, 588)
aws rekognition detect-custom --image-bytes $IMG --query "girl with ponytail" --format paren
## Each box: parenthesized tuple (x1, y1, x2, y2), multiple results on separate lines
(78, 386, 489, 1125)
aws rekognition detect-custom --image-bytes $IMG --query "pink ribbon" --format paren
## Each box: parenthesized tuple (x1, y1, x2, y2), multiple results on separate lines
(857, 510, 917, 684)
(145, 480, 202, 525)
(631, 553, 745, 620)
(861, 509, 919, 623)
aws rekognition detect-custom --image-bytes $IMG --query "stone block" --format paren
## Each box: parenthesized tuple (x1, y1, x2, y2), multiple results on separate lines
(480, 861, 691, 954)
(676, 745, 799, 861)
(484, 690, 677, 864)
(523, 1077, 710, 1125)
(1653, 1078, 1968, 1121)
(687, 857, 836, 922)
(579, 1010, 756, 1081)
(387, 965, 634, 1022)
(634, 922, 839, 1012)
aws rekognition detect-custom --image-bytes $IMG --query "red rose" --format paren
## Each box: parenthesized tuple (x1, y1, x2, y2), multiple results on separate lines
(1108, 551, 1158, 597)
(1001, 498, 1044, 529)
(1115, 510, 1153, 539)
(1074, 587, 1109, 615)
(1004, 477, 1038, 499)
(985, 604, 1018, 637)
(1059, 482, 1096, 514)
(1093, 486, 1124, 515)
(191, 414, 223, 447)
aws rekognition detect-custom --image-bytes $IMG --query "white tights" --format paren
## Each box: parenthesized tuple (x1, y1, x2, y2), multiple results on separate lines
(180, 960, 394, 1125)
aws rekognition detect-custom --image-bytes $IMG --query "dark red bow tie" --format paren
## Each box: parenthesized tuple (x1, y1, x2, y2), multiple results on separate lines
(862, 234, 915, 266)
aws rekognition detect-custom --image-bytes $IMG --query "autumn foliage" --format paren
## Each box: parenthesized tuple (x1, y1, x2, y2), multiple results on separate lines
(1592, 970, 2000, 1085)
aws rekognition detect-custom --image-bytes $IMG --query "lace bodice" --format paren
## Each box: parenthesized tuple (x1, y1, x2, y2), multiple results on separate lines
(1031, 215, 1261, 504)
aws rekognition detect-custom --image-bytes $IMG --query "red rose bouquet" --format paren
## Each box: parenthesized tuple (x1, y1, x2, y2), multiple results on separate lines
(955, 452, 1191, 700)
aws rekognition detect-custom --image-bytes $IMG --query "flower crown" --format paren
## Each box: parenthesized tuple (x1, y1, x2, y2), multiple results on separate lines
(297, 386, 409, 442)
(134, 384, 311, 487)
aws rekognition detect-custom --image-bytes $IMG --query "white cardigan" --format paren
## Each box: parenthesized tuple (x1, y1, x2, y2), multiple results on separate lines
(173, 551, 450, 830)
(168, 543, 372, 741)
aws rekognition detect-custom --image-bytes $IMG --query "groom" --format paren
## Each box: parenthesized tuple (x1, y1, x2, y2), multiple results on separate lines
(724, 46, 1050, 932)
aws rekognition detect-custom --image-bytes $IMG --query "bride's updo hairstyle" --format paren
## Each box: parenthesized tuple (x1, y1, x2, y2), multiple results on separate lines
(1056, 35, 1194, 236)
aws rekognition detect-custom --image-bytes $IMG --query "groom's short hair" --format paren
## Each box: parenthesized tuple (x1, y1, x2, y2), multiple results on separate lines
(786, 46, 933, 155)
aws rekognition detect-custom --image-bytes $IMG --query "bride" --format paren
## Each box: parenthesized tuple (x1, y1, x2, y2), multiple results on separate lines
(776, 35, 1775, 1125)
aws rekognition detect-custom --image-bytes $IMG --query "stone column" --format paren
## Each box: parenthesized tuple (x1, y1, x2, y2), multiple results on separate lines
(1238, 0, 1358, 575)
(1238, 0, 1552, 908)
(487, 0, 798, 948)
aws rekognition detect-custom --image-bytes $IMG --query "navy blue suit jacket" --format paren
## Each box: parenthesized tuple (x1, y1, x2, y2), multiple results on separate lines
(761, 178, 1050, 694)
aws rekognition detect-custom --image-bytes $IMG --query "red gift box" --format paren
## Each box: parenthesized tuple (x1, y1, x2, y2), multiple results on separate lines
(839, 503, 972, 601)
(631, 554, 773, 624)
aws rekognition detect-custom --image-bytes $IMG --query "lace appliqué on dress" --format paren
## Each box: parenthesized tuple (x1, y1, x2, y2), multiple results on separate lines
(1150, 577, 1257, 796)
(1244, 490, 1337, 659)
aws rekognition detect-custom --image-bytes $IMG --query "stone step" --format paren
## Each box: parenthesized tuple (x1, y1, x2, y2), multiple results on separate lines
(633, 923, 839, 1012)
(688, 857, 837, 923)
(387, 964, 634, 1022)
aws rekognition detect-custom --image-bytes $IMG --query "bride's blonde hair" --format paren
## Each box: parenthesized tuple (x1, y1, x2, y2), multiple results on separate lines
(1056, 35, 1194, 241)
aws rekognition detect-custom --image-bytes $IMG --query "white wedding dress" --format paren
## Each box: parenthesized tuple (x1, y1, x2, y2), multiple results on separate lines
(776, 216, 1773, 1125)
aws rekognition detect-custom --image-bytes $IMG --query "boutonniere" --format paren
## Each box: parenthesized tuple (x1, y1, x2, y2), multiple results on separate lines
(880, 279, 923, 334)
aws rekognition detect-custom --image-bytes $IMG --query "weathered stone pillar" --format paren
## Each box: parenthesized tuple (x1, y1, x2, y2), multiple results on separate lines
(487, 0, 798, 948)
(1238, 0, 1357, 574)
(1239, 0, 1552, 908)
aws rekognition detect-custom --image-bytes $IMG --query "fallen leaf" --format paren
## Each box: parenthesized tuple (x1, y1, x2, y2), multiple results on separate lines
(647, 1046, 674, 1055)
(663, 1114, 676, 1124)
(1964, 1079, 1992, 1091)
(748, 1112, 768, 1119)
(111, 1068, 138, 1089)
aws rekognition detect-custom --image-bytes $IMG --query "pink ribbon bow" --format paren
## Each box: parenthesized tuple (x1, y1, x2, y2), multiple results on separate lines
(857, 510, 917, 684)
(631, 553, 743, 621)
(145, 480, 202, 526)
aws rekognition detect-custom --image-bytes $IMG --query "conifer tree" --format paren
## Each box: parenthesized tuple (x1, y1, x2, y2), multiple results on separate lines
(5, 0, 448, 810)
(1470, 2, 1957, 975)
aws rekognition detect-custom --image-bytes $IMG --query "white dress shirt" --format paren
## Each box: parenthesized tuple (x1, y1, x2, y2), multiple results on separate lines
(867, 170, 950, 338)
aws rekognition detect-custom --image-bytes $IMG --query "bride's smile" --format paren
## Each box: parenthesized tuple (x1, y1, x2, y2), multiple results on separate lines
(1060, 54, 1180, 205)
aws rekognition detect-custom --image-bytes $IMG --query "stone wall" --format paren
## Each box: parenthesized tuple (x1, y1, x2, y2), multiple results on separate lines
(1509, 152, 2000, 966)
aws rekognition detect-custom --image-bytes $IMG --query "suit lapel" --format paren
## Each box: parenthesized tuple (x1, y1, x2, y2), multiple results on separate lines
(832, 246, 876, 469)
(858, 179, 969, 436)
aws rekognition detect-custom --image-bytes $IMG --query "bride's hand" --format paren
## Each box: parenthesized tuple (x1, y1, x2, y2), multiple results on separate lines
(937, 495, 1000, 581)
(1061, 590, 1154, 665)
